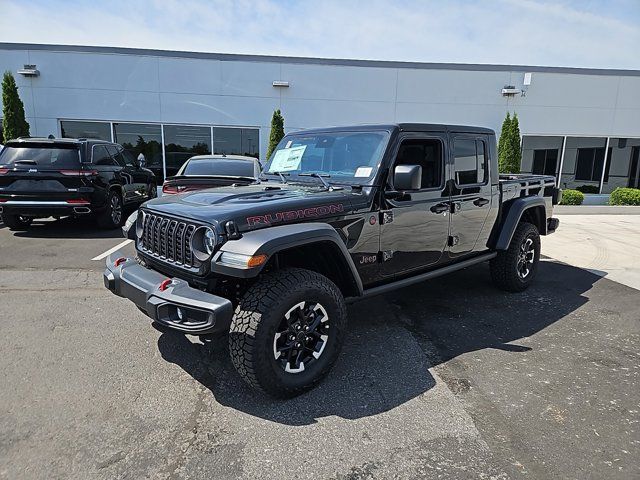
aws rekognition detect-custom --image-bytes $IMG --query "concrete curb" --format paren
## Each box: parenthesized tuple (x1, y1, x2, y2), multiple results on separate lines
(555, 205, 640, 215)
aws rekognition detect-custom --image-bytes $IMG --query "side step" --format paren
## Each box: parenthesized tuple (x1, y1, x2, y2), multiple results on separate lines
(350, 252, 497, 302)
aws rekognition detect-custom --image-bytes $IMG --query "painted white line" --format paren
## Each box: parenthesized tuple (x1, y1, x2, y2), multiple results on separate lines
(92, 239, 133, 261)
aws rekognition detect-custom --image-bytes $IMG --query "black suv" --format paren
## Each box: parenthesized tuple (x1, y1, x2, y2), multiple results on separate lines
(0, 138, 157, 229)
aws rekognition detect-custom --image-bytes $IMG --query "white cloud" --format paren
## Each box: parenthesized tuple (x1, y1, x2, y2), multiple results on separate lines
(0, 0, 638, 69)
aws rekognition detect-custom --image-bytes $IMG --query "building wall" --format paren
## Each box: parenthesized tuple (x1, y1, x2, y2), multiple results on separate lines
(1, 44, 639, 163)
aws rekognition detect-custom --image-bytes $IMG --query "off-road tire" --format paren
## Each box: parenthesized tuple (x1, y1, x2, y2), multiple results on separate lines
(2, 213, 33, 231)
(229, 268, 347, 398)
(97, 190, 124, 229)
(490, 221, 540, 292)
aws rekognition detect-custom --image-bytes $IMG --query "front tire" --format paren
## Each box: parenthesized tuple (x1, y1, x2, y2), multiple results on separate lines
(229, 268, 347, 398)
(490, 222, 540, 292)
(97, 190, 124, 229)
(2, 213, 33, 231)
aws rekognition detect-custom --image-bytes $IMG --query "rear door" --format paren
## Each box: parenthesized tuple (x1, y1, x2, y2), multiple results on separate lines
(0, 142, 87, 202)
(448, 135, 492, 257)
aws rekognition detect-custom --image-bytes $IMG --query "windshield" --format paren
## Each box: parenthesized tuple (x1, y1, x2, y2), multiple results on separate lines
(181, 158, 256, 177)
(263, 131, 390, 184)
(0, 144, 81, 169)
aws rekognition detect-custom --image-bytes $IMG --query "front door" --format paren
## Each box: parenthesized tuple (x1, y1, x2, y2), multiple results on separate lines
(448, 135, 493, 257)
(380, 134, 450, 277)
(108, 144, 150, 203)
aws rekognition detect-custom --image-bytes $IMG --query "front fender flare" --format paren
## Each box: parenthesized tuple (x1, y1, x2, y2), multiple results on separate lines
(494, 196, 546, 250)
(211, 223, 364, 295)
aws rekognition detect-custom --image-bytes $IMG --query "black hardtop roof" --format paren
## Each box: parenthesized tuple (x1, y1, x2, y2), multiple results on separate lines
(287, 123, 495, 136)
(6, 137, 113, 146)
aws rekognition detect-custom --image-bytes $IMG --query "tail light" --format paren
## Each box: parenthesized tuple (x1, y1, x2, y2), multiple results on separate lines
(0, 168, 8, 175)
(60, 170, 98, 176)
(162, 184, 179, 194)
(66, 199, 90, 204)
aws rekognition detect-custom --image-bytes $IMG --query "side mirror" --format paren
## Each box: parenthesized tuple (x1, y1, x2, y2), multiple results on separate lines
(393, 164, 422, 191)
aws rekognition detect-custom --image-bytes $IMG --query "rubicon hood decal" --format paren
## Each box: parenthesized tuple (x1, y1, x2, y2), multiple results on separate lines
(247, 203, 345, 227)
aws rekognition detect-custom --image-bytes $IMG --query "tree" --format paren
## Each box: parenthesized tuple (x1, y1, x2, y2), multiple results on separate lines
(266, 109, 284, 159)
(508, 113, 522, 173)
(497, 111, 522, 174)
(2, 71, 30, 141)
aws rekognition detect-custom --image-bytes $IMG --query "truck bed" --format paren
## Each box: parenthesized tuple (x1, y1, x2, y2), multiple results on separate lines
(499, 173, 557, 202)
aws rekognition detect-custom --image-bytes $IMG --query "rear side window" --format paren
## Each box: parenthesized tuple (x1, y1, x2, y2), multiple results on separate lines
(0, 144, 80, 169)
(92, 145, 116, 166)
(453, 138, 487, 186)
(182, 158, 256, 177)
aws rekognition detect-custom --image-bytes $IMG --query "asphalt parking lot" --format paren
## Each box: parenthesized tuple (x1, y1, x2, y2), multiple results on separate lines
(1, 215, 638, 479)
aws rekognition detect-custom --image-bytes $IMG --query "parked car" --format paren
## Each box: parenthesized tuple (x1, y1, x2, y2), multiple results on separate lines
(104, 123, 561, 398)
(162, 154, 260, 194)
(0, 137, 157, 230)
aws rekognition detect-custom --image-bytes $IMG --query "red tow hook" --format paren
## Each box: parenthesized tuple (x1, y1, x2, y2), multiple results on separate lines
(158, 279, 172, 291)
(114, 257, 128, 267)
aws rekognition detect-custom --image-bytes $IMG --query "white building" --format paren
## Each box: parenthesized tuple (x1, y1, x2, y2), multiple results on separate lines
(1, 42, 639, 192)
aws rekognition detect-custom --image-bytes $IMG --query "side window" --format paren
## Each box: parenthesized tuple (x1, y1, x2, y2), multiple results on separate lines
(453, 138, 487, 186)
(92, 145, 116, 166)
(107, 144, 133, 167)
(394, 139, 443, 189)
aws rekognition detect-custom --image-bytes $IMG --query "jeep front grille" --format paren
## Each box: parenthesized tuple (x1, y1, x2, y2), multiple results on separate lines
(139, 212, 199, 268)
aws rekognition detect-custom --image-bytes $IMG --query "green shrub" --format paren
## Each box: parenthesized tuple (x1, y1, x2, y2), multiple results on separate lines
(560, 189, 584, 205)
(265, 109, 284, 160)
(609, 187, 640, 206)
(575, 184, 599, 194)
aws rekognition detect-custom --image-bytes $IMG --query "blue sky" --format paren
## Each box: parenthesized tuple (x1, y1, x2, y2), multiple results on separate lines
(1, 0, 638, 69)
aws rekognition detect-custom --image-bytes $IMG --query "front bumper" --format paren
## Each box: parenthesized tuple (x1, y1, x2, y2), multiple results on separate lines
(103, 252, 234, 335)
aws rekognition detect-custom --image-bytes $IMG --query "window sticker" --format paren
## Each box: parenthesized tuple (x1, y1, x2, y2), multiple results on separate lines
(354, 166, 373, 177)
(285, 140, 292, 148)
(269, 145, 306, 172)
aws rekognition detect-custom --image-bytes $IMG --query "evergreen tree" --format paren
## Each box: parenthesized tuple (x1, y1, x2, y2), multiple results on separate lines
(266, 109, 284, 159)
(497, 112, 512, 173)
(2, 71, 30, 141)
(508, 113, 522, 174)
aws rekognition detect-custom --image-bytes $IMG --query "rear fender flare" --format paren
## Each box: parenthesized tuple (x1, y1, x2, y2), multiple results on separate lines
(211, 222, 364, 295)
(494, 197, 546, 250)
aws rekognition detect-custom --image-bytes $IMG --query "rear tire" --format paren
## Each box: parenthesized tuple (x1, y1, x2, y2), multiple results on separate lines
(490, 222, 540, 292)
(2, 213, 33, 231)
(229, 268, 347, 398)
(97, 190, 124, 229)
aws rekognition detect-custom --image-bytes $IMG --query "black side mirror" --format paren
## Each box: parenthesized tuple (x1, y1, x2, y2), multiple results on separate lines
(393, 164, 422, 191)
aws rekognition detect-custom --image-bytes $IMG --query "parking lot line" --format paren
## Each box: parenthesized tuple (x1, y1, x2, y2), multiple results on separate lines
(91, 239, 133, 261)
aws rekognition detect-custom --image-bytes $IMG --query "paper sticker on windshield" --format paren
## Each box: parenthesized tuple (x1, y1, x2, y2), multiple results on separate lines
(354, 166, 373, 177)
(269, 145, 306, 172)
(285, 140, 292, 148)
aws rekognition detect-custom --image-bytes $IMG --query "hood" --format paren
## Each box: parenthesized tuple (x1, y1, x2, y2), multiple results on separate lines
(143, 182, 371, 231)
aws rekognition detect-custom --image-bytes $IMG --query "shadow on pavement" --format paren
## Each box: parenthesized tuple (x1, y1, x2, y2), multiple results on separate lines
(157, 260, 600, 425)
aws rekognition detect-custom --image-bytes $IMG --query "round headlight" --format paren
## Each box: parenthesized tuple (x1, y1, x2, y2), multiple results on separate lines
(204, 228, 216, 255)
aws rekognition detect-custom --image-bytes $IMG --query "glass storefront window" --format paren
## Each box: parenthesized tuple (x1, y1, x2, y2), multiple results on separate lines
(163, 125, 211, 178)
(601, 138, 640, 194)
(113, 123, 163, 179)
(61, 120, 111, 141)
(214, 127, 242, 156)
(242, 129, 260, 158)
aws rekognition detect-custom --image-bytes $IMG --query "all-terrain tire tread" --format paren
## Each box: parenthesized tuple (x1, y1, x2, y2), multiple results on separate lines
(229, 268, 346, 397)
(490, 221, 540, 292)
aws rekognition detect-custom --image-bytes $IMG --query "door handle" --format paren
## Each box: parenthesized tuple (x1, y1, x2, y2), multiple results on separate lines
(473, 198, 490, 207)
(430, 202, 449, 214)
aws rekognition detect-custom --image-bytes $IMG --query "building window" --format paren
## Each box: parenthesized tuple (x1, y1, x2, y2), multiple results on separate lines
(61, 120, 111, 141)
(629, 147, 640, 189)
(532, 149, 558, 176)
(113, 123, 163, 179)
(214, 127, 259, 157)
(575, 147, 611, 182)
(453, 138, 487, 186)
(163, 125, 211, 178)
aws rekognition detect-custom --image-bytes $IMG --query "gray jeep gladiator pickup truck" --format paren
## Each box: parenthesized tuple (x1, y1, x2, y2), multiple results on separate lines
(104, 123, 561, 397)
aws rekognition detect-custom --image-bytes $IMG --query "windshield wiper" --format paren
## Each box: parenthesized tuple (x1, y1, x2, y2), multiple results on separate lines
(298, 172, 335, 190)
(262, 171, 289, 184)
